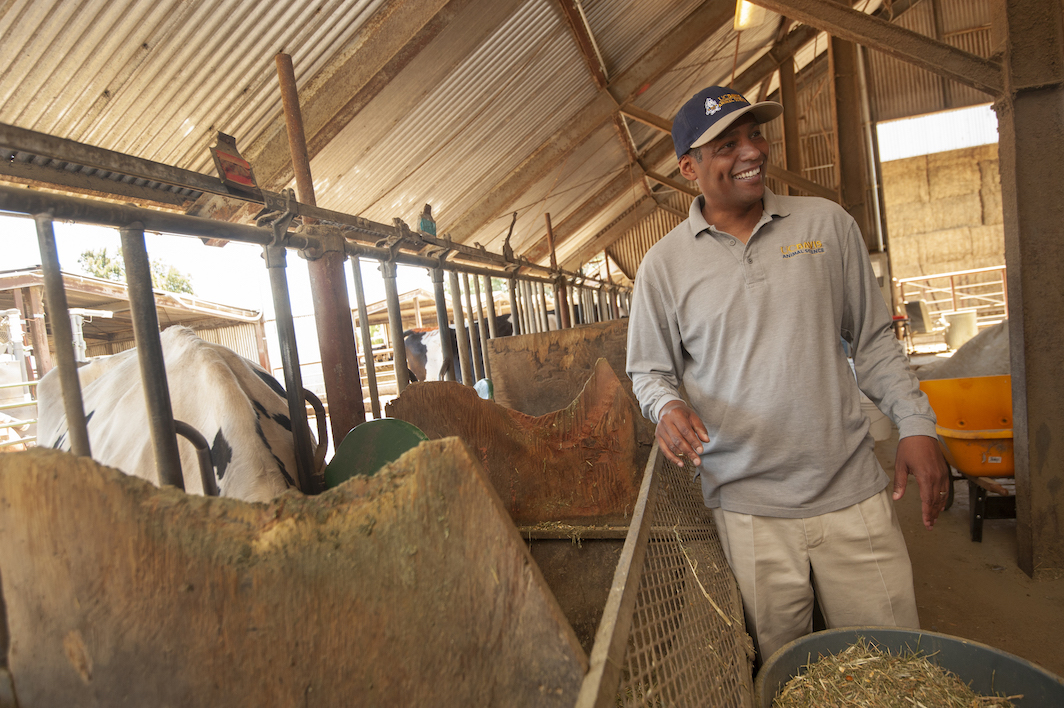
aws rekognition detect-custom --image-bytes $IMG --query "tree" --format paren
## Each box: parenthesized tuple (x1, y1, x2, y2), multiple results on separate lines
(78, 248, 194, 294)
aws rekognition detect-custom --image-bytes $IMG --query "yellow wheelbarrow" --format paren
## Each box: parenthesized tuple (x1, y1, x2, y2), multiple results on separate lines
(918, 375, 1016, 542)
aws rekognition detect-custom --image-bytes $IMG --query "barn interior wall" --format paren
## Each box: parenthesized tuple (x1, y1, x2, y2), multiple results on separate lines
(881, 143, 1004, 279)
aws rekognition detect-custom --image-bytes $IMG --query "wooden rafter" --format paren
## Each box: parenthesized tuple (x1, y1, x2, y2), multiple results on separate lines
(560, 197, 657, 272)
(749, 0, 1002, 95)
(555, 0, 608, 90)
(445, 0, 736, 247)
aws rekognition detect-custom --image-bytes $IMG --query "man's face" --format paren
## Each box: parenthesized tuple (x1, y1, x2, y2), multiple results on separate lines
(678, 114, 769, 214)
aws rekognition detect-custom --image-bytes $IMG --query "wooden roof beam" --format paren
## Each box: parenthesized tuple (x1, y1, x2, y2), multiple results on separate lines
(521, 137, 674, 263)
(561, 197, 658, 272)
(748, 0, 1002, 95)
(555, 0, 609, 90)
(246, 0, 480, 191)
(732, 0, 920, 95)
(445, 0, 736, 245)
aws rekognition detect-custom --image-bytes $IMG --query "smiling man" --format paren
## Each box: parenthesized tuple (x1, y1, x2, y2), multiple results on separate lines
(625, 86, 950, 665)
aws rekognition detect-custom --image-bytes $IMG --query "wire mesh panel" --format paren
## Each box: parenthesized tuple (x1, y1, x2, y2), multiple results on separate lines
(615, 455, 754, 707)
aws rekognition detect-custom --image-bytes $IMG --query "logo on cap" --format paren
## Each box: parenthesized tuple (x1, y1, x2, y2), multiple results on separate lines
(705, 98, 721, 115)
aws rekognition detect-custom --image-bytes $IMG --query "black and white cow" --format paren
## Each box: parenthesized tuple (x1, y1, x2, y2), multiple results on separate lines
(37, 326, 322, 502)
(404, 315, 514, 384)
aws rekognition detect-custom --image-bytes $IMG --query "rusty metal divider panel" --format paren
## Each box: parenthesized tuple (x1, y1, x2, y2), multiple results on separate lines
(576, 443, 754, 708)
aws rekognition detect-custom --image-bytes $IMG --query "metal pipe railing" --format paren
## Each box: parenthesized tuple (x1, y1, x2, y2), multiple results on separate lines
(3, 175, 633, 481)
(472, 274, 491, 381)
(34, 215, 91, 458)
(432, 268, 456, 383)
(350, 258, 382, 419)
(263, 238, 318, 495)
(448, 270, 474, 385)
(381, 260, 409, 394)
(120, 224, 184, 491)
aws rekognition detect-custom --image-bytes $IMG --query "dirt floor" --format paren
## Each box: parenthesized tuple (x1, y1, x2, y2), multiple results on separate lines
(874, 430, 1064, 678)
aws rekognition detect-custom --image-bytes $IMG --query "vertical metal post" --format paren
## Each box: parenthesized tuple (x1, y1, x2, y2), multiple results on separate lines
(276, 52, 365, 440)
(598, 287, 608, 322)
(380, 260, 409, 393)
(537, 281, 550, 331)
(431, 267, 456, 382)
(119, 224, 185, 490)
(448, 270, 474, 385)
(34, 215, 91, 457)
(521, 280, 536, 333)
(461, 273, 482, 381)
(350, 257, 381, 419)
(609, 288, 619, 321)
(264, 241, 318, 494)
(508, 277, 521, 336)
(566, 279, 577, 327)
(482, 275, 498, 339)
(473, 274, 491, 380)
(545, 213, 570, 328)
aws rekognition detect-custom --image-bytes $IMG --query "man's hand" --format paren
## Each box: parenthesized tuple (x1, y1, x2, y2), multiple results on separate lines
(893, 434, 951, 530)
(656, 401, 711, 467)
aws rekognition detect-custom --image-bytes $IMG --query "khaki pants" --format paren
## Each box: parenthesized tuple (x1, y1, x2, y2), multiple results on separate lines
(712, 489, 920, 664)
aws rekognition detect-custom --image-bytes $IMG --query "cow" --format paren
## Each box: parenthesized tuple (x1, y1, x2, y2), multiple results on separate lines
(37, 326, 323, 503)
(404, 315, 513, 384)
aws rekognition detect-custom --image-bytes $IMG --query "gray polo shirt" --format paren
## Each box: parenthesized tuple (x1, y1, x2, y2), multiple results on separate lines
(626, 188, 937, 517)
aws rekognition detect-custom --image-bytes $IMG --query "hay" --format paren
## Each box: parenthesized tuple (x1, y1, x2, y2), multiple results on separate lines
(772, 637, 1019, 707)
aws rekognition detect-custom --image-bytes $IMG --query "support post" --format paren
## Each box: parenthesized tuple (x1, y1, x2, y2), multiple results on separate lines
(829, 33, 877, 250)
(22, 286, 53, 377)
(779, 58, 803, 196)
(276, 52, 365, 442)
(472, 274, 491, 380)
(998, 0, 1064, 576)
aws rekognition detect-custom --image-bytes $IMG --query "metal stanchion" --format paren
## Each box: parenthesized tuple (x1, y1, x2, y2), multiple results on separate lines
(449, 270, 474, 384)
(461, 273, 482, 381)
(263, 220, 318, 494)
(508, 276, 521, 336)
(350, 257, 381, 419)
(119, 224, 184, 490)
(33, 215, 91, 458)
(432, 267, 456, 382)
(473, 274, 491, 380)
(380, 260, 409, 393)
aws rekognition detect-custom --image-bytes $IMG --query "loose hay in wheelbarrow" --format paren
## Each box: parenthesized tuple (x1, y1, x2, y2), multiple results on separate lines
(771, 637, 1017, 708)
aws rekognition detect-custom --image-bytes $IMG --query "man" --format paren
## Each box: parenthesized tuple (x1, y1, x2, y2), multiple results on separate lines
(625, 85, 950, 664)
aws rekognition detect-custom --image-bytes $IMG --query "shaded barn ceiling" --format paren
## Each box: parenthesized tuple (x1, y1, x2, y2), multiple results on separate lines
(0, 0, 996, 279)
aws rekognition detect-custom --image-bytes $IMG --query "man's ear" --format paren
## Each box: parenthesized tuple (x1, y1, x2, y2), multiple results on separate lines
(678, 154, 698, 181)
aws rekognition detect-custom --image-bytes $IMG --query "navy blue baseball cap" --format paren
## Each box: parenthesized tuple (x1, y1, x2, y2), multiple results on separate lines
(671, 86, 783, 159)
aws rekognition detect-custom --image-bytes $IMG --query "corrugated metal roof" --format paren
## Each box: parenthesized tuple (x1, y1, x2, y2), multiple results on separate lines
(0, 0, 384, 172)
(0, 0, 1006, 278)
